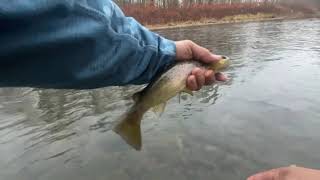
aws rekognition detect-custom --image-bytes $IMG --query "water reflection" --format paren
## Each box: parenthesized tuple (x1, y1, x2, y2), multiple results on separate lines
(0, 18, 320, 180)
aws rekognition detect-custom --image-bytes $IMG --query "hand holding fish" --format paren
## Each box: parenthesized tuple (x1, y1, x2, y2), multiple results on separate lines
(175, 40, 228, 91)
(114, 40, 230, 150)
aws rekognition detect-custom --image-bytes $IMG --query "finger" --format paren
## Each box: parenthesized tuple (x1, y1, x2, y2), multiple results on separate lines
(215, 72, 228, 81)
(191, 68, 205, 89)
(204, 70, 215, 85)
(247, 171, 276, 180)
(190, 43, 222, 63)
(191, 67, 202, 75)
(194, 69, 205, 89)
(247, 168, 289, 180)
(186, 75, 198, 91)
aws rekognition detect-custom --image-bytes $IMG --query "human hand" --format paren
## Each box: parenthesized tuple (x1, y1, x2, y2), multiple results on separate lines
(175, 40, 228, 91)
(248, 166, 320, 180)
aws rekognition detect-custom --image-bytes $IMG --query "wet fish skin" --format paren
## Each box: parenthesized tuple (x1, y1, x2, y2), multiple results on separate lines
(114, 56, 230, 150)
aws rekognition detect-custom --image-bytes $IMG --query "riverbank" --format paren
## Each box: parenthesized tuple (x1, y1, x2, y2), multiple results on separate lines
(146, 13, 317, 30)
(121, 2, 319, 30)
(146, 13, 277, 30)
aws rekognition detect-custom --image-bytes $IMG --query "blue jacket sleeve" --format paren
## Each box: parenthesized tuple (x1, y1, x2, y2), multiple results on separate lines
(0, 0, 176, 89)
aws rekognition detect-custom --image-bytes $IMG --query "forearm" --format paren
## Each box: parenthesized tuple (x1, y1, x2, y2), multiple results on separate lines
(0, 0, 176, 89)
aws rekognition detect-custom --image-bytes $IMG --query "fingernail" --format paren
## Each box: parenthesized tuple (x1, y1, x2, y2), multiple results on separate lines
(211, 54, 222, 61)
(223, 75, 229, 81)
(247, 177, 253, 180)
(194, 67, 201, 71)
(205, 70, 213, 77)
(192, 67, 201, 74)
(215, 72, 228, 81)
(247, 174, 261, 180)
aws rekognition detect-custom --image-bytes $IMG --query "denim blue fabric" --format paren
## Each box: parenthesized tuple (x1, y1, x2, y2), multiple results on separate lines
(0, 0, 176, 89)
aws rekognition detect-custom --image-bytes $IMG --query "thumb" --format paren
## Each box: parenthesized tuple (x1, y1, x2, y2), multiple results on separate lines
(190, 43, 222, 63)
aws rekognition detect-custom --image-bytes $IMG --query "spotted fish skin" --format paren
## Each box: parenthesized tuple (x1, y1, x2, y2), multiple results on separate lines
(113, 57, 230, 150)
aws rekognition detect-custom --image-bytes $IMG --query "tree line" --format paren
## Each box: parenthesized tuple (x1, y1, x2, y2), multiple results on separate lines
(115, 0, 320, 8)
(116, 0, 319, 25)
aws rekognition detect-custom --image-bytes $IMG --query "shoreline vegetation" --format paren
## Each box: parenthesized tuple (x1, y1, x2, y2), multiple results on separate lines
(146, 13, 320, 30)
(146, 13, 296, 30)
(119, 1, 320, 30)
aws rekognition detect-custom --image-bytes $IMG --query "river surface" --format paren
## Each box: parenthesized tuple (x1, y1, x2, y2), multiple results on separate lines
(0, 18, 320, 180)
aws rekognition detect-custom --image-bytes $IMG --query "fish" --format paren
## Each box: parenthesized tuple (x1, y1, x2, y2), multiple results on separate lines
(113, 56, 230, 150)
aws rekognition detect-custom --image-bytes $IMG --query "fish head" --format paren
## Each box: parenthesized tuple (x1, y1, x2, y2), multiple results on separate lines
(208, 56, 230, 72)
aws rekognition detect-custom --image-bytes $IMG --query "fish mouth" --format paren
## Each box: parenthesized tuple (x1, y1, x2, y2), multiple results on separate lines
(211, 55, 230, 71)
(221, 55, 230, 61)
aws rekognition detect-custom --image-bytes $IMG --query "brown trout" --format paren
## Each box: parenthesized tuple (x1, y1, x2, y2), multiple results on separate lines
(114, 56, 230, 150)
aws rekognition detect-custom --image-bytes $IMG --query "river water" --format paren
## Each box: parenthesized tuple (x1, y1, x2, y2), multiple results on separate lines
(0, 18, 319, 180)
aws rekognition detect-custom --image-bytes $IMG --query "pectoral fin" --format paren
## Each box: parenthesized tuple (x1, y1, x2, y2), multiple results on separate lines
(182, 89, 194, 96)
(132, 91, 142, 103)
(152, 102, 167, 117)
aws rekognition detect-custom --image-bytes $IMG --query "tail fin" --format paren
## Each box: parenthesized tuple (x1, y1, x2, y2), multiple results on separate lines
(113, 108, 144, 150)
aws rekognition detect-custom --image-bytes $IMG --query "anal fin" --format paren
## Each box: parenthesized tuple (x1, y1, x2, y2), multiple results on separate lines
(182, 89, 194, 96)
(152, 102, 167, 117)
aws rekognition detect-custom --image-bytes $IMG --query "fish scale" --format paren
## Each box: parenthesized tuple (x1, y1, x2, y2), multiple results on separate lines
(113, 56, 230, 150)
